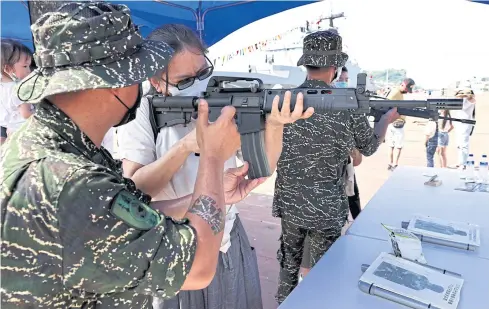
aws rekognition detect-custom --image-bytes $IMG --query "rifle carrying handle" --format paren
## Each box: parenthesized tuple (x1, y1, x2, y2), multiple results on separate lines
(241, 131, 272, 179)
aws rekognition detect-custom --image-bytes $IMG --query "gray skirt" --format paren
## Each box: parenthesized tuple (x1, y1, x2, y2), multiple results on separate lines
(154, 215, 263, 309)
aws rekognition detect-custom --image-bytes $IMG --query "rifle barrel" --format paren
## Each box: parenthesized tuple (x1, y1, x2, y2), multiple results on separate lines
(369, 99, 463, 110)
(439, 116, 476, 125)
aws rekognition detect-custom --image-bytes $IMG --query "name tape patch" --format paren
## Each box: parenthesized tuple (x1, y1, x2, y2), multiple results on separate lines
(110, 190, 161, 230)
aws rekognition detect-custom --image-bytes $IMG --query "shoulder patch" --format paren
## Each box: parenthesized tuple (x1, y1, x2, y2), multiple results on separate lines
(110, 190, 161, 230)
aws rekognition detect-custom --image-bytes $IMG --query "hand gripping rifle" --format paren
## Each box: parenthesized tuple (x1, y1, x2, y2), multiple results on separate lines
(147, 73, 468, 179)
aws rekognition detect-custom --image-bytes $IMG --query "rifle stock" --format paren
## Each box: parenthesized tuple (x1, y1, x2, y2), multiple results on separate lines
(147, 73, 466, 179)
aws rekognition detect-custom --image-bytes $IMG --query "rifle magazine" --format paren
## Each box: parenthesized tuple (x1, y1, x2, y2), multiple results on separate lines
(241, 131, 271, 179)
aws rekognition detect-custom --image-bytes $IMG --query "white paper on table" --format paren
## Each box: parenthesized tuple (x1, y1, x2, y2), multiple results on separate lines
(407, 214, 480, 247)
(382, 224, 427, 264)
(361, 252, 464, 309)
(475, 183, 489, 193)
(455, 182, 478, 192)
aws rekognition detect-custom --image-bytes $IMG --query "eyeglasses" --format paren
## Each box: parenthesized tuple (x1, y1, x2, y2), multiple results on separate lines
(167, 55, 214, 90)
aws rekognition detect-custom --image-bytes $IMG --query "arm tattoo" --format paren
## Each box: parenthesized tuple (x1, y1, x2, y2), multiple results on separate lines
(188, 195, 224, 235)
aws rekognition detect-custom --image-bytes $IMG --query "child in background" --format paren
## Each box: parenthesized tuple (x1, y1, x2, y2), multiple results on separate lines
(1, 39, 34, 143)
(424, 119, 438, 168)
(436, 110, 454, 168)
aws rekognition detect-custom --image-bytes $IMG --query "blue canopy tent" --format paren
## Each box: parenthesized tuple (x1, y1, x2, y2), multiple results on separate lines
(1, 0, 318, 51)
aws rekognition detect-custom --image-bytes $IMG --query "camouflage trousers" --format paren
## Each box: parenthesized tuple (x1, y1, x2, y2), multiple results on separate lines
(275, 218, 342, 304)
(426, 130, 439, 168)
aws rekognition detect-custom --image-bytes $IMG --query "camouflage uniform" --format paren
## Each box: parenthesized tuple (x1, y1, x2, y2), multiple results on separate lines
(426, 122, 439, 167)
(273, 31, 381, 303)
(1, 3, 196, 308)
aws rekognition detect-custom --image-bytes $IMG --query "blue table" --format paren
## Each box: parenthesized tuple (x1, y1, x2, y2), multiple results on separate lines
(347, 166, 489, 259)
(278, 235, 489, 309)
(279, 166, 489, 308)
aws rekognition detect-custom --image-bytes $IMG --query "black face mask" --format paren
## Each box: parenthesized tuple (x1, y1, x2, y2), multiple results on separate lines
(114, 84, 143, 127)
(330, 68, 340, 85)
(333, 70, 339, 82)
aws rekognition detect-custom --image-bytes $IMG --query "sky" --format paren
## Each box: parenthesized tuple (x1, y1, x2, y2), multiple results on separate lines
(208, 0, 489, 88)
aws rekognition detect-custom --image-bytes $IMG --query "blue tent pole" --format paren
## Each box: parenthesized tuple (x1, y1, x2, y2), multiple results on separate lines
(199, 0, 255, 43)
(152, 0, 205, 41)
(26, 0, 36, 52)
(197, 0, 203, 41)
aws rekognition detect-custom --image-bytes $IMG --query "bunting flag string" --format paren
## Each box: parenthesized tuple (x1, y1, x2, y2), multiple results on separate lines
(211, 16, 330, 67)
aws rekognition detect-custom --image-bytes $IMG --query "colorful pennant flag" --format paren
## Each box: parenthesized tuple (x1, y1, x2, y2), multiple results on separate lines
(212, 16, 328, 67)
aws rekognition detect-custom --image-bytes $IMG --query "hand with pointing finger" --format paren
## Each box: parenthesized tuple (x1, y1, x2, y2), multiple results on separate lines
(266, 91, 315, 127)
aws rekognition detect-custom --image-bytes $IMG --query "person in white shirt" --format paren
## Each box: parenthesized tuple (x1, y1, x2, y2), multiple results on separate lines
(101, 127, 116, 157)
(1, 39, 34, 144)
(117, 24, 313, 309)
(452, 88, 476, 169)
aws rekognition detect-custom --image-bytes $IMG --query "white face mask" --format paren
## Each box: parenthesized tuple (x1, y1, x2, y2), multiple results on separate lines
(167, 85, 181, 96)
(3, 70, 19, 82)
(167, 78, 209, 97)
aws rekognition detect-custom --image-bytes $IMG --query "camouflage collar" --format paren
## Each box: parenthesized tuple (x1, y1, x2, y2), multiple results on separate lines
(35, 100, 101, 162)
(299, 79, 331, 88)
(35, 101, 145, 200)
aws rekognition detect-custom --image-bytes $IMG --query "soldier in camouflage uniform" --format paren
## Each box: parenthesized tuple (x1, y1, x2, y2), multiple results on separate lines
(273, 30, 400, 303)
(0, 2, 265, 308)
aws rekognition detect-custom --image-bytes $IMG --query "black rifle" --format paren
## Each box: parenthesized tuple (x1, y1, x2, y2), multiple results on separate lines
(367, 95, 477, 125)
(147, 73, 466, 179)
(369, 107, 476, 125)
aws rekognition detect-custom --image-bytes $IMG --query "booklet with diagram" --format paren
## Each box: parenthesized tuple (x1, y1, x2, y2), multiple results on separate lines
(406, 215, 480, 250)
(475, 183, 489, 193)
(454, 182, 479, 192)
(359, 252, 464, 309)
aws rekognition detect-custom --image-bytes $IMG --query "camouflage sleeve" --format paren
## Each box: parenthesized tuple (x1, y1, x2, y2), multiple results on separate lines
(57, 166, 196, 299)
(350, 114, 380, 156)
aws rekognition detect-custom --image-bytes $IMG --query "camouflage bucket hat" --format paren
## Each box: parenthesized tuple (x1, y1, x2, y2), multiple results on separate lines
(17, 2, 173, 103)
(297, 30, 348, 68)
